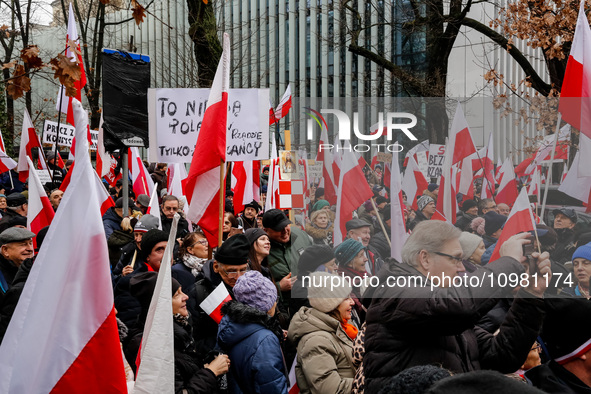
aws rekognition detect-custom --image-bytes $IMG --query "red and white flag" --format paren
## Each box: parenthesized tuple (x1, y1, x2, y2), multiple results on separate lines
(480, 132, 496, 199)
(448, 103, 477, 165)
(525, 125, 571, 175)
(436, 138, 457, 224)
(401, 155, 428, 211)
(186, 33, 230, 247)
(495, 157, 519, 206)
(232, 160, 261, 215)
(95, 115, 112, 179)
(288, 356, 300, 394)
(316, 124, 338, 205)
(0, 130, 17, 174)
(558, 151, 591, 208)
(129, 147, 155, 198)
(134, 215, 179, 392)
(94, 171, 115, 217)
(265, 134, 281, 211)
(56, 3, 87, 126)
(333, 143, 373, 245)
(528, 167, 541, 205)
(146, 184, 163, 230)
(26, 157, 54, 246)
(200, 282, 232, 324)
(0, 99, 127, 393)
(490, 188, 536, 262)
(271, 84, 292, 124)
(559, 0, 591, 139)
(17, 109, 43, 182)
(168, 163, 187, 199)
(578, 133, 591, 177)
(390, 147, 409, 261)
(403, 140, 429, 167)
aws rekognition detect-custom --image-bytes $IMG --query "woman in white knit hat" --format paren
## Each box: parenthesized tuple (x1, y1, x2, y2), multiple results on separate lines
(288, 271, 357, 393)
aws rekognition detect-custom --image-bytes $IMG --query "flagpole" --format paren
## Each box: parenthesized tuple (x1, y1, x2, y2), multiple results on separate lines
(370, 198, 391, 246)
(218, 159, 225, 246)
(51, 85, 67, 185)
(8, 170, 14, 189)
(540, 113, 561, 222)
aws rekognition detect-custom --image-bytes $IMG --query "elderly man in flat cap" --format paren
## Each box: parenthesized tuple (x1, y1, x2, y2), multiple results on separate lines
(0, 227, 35, 305)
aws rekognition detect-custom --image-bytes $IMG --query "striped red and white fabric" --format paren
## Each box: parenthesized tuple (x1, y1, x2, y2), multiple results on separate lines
(200, 282, 232, 324)
(186, 33, 230, 248)
(390, 147, 409, 261)
(495, 157, 519, 206)
(26, 157, 54, 248)
(0, 99, 127, 393)
(56, 3, 87, 126)
(129, 147, 155, 198)
(94, 171, 115, 217)
(273, 84, 292, 122)
(146, 184, 163, 230)
(480, 132, 496, 200)
(401, 155, 428, 211)
(559, 0, 591, 139)
(265, 135, 281, 211)
(17, 109, 43, 182)
(315, 123, 338, 205)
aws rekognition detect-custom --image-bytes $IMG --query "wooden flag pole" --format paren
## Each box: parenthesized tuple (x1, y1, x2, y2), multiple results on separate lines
(218, 159, 225, 246)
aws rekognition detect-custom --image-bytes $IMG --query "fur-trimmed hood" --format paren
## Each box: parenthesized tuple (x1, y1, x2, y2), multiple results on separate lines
(218, 300, 283, 348)
(305, 210, 335, 240)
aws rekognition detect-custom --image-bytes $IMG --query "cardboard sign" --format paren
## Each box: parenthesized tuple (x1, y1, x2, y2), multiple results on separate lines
(427, 144, 446, 179)
(148, 88, 269, 163)
(308, 161, 323, 179)
(42, 120, 98, 151)
(376, 152, 393, 163)
(36, 169, 52, 185)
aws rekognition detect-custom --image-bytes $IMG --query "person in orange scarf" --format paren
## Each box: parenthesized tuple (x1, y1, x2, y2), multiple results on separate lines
(288, 271, 358, 393)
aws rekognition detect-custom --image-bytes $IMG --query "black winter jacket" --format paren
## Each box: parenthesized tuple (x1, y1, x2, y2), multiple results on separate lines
(526, 360, 591, 394)
(0, 257, 34, 344)
(362, 258, 546, 392)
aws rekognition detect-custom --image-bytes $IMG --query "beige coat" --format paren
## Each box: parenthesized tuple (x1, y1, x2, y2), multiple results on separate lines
(288, 307, 356, 394)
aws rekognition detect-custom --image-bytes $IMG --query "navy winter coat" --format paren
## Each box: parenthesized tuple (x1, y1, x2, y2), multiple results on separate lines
(217, 301, 288, 394)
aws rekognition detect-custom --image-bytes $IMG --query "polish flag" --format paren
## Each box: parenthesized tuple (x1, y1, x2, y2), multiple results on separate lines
(559, 0, 591, 139)
(314, 115, 338, 205)
(95, 115, 111, 179)
(133, 215, 179, 392)
(129, 147, 155, 198)
(525, 125, 571, 175)
(457, 156, 473, 196)
(26, 157, 55, 248)
(94, 171, 115, 217)
(103, 159, 122, 188)
(401, 155, 428, 211)
(288, 357, 300, 394)
(265, 134, 281, 211)
(0, 130, 17, 173)
(559, 151, 591, 207)
(383, 162, 391, 189)
(480, 132, 496, 199)
(200, 282, 232, 324)
(333, 143, 373, 245)
(272, 84, 292, 123)
(232, 160, 260, 215)
(186, 34, 230, 248)
(168, 163, 187, 199)
(528, 167, 541, 205)
(17, 109, 43, 182)
(496, 156, 504, 182)
(390, 146, 409, 261)
(578, 133, 591, 177)
(403, 140, 429, 167)
(495, 157, 519, 206)
(56, 3, 87, 126)
(449, 103, 477, 165)
(146, 184, 162, 230)
(0, 99, 127, 393)
(489, 188, 536, 262)
(436, 139, 458, 223)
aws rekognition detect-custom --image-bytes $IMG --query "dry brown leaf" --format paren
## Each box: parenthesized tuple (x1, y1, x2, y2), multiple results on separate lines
(99, 0, 110, 3)
(20, 45, 44, 69)
(131, 0, 146, 26)
(2, 61, 15, 69)
(67, 39, 82, 57)
(50, 54, 81, 97)
(6, 64, 31, 100)
(202, 0, 208, 4)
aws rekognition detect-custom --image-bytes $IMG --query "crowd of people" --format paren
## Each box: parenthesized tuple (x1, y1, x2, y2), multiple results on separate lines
(0, 158, 590, 394)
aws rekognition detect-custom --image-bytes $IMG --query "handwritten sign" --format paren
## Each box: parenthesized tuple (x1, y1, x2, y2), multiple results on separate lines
(308, 161, 323, 179)
(427, 144, 446, 179)
(376, 152, 393, 163)
(36, 169, 52, 185)
(149, 88, 269, 163)
(42, 120, 98, 151)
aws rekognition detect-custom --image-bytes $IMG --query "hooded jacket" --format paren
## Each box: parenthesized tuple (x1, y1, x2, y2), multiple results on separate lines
(217, 301, 288, 394)
(305, 211, 335, 247)
(0, 257, 34, 343)
(525, 360, 591, 394)
(362, 258, 546, 392)
(102, 207, 123, 242)
(288, 307, 356, 394)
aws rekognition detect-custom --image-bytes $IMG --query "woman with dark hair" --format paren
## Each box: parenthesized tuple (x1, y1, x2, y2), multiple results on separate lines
(222, 212, 239, 241)
(244, 228, 272, 280)
(172, 231, 209, 291)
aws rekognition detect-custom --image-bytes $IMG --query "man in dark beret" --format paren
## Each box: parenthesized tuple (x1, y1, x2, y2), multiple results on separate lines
(0, 193, 29, 234)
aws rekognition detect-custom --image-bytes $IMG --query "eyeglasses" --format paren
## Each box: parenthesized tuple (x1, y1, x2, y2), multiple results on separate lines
(434, 252, 464, 264)
(220, 266, 250, 278)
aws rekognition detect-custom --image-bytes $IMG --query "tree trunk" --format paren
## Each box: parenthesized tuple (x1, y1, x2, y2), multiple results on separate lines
(187, 0, 222, 88)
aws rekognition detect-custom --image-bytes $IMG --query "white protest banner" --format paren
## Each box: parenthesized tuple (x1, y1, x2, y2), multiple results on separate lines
(36, 169, 52, 185)
(427, 144, 446, 179)
(42, 120, 98, 151)
(417, 150, 429, 179)
(308, 161, 323, 179)
(149, 88, 269, 163)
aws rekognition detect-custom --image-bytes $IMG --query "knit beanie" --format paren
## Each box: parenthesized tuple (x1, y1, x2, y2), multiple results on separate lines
(427, 183, 439, 192)
(244, 228, 267, 245)
(233, 271, 278, 313)
(334, 239, 365, 267)
(470, 216, 485, 236)
(417, 195, 434, 212)
(572, 242, 591, 261)
(134, 214, 160, 233)
(315, 187, 325, 199)
(298, 245, 335, 275)
(312, 199, 330, 212)
(214, 234, 250, 265)
(459, 232, 482, 260)
(307, 272, 352, 313)
(484, 212, 507, 236)
(140, 229, 169, 260)
(130, 271, 181, 312)
(461, 199, 478, 213)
